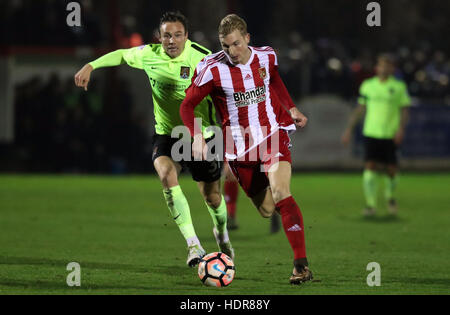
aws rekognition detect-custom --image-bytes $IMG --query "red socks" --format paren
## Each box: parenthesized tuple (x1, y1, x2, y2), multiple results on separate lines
(276, 196, 307, 261)
(224, 180, 239, 218)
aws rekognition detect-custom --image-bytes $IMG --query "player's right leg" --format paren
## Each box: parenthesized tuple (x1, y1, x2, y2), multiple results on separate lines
(385, 164, 398, 215)
(250, 187, 276, 218)
(227, 160, 275, 218)
(152, 135, 205, 267)
(236, 167, 280, 233)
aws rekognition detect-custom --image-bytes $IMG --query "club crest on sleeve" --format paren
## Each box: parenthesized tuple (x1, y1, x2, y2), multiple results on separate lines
(180, 67, 191, 79)
(259, 67, 267, 80)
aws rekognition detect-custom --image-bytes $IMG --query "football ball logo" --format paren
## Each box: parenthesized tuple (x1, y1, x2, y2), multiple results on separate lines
(198, 252, 235, 287)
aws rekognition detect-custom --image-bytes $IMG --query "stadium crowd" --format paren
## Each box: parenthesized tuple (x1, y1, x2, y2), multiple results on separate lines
(2, 0, 449, 101)
(10, 74, 151, 173)
(2, 0, 449, 173)
(0, 0, 104, 46)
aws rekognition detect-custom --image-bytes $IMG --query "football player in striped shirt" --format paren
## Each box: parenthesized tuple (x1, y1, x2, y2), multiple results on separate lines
(74, 12, 234, 268)
(180, 14, 313, 284)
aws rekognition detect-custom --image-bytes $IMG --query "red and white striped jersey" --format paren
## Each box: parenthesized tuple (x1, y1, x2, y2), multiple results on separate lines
(182, 46, 296, 160)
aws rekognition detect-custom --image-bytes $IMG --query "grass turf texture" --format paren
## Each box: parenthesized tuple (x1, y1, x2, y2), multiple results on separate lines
(0, 174, 449, 295)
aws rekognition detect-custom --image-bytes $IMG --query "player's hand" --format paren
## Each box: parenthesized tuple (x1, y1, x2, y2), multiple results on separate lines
(341, 129, 352, 146)
(290, 108, 308, 128)
(394, 129, 405, 145)
(74, 64, 93, 91)
(192, 134, 207, 161)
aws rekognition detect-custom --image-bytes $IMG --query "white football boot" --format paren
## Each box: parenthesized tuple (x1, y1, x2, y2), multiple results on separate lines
(213, 227, 235, 261)
(186, 244, 206, 267)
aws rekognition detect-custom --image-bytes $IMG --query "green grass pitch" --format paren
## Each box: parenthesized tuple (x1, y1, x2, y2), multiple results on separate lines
(0, 174, 449, 295)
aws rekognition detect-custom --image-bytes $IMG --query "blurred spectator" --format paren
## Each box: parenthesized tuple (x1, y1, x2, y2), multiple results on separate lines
(12, 74, 151, 173)
(3, 0, 450, 173)
(1, 0, 104, 46)
(2, 0, 449, 102)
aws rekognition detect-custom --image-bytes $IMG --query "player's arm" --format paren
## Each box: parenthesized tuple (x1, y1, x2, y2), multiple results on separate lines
(341, 104, 366, 146)
(180, 81, 214, 160)
(394, 107, 410, 145)
(74, 50, 127, 91)
(394, 82, 412, 145)
(74, 46, 146, 91)
(342, 81, 369, 145)
(270, 64, 308, 128)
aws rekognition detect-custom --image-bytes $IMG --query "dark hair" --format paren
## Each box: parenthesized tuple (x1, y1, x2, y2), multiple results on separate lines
(159, 11, 189, 34)
(377, 53, 396, 65)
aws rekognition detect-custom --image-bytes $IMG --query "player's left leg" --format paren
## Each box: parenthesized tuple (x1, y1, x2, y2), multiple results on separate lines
(385, 164, 399, 215)
(266, 161, 312, 284)
(228, 154, 312, 284)
(382, 139, 400, 215)
(267, 161, 312, 284)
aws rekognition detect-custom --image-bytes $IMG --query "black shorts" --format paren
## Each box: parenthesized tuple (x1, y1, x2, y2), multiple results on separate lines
(364, 136, 398, 165)
(152, 134, 223, 183)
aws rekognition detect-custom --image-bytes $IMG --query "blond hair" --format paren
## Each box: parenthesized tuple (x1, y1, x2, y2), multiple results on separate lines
(218, 14, 248, 37)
